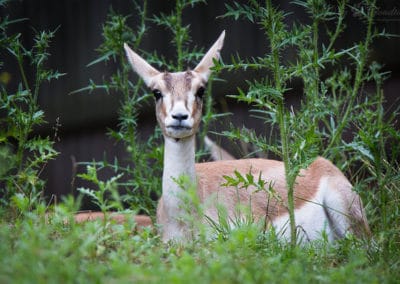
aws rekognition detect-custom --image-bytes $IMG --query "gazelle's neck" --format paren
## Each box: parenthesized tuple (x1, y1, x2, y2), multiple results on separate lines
(162, 135, 196, 197)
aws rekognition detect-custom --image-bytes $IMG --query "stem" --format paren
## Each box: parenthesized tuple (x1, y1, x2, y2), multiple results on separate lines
(326, 0, 346, 53)
(17, 57, 30, 92)
(312, 18, 319, 99)
(277, 102, 296, 247)
(175, 0, 184, 70)
(134, 0, 147, 48)
(265, 0, 296, 247)
(375, 84, 386, 229)
(15, 47, 32, 171)
(324, 1, 375, 156)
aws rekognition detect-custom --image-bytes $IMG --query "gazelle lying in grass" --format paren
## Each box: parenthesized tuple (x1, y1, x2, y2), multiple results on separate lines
(124, 31, 370, 243)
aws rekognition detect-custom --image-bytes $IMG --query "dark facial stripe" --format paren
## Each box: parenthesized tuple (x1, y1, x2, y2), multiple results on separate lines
(163, 72, 172, 91)
(184, 70, 194, 91)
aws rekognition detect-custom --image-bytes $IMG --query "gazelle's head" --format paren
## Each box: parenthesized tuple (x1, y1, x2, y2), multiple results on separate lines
(124, 31, 225, 140)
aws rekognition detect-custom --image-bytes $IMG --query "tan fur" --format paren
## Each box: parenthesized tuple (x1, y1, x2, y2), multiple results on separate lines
(195, 158, 319, 221)
(74, 212, 152, 229)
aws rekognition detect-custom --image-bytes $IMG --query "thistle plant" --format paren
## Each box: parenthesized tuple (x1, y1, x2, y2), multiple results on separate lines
(0, 1, 62, 212)
(218, 0, 399, 249)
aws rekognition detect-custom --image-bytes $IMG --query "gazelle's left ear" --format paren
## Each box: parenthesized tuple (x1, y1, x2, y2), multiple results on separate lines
(194, 30, 225, 81)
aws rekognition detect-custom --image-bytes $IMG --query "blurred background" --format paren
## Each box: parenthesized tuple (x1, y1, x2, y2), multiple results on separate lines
(1, 0, 400, 201)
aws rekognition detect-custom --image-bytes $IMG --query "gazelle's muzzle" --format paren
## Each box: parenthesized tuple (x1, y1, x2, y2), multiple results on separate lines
(164, 101, 195, 138)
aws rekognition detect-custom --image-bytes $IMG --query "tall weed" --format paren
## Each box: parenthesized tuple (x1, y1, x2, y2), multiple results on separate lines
(0, 0, 62, 214)
(218, 0, 400, 257)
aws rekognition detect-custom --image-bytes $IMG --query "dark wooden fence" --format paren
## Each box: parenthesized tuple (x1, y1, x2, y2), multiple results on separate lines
(2, 0, 400, 203)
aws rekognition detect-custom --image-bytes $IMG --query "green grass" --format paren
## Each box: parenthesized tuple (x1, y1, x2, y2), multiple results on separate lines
(0, 212, 396, 283)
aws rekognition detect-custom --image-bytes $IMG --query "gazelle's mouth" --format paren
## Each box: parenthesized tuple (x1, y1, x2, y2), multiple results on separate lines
(167, 125, 192, 131)
(165, 124, 193, 139)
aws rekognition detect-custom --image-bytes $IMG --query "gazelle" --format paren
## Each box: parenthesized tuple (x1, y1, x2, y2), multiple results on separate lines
(124, 31, 370, 243)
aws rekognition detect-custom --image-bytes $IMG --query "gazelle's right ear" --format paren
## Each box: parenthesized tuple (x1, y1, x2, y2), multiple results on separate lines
(124, 43, 160, 87)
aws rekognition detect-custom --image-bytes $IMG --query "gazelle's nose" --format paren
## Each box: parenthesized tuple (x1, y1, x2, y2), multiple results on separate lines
(172, 113, 189, 122)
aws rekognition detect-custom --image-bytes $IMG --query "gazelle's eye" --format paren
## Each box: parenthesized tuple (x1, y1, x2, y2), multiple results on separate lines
(152, 89, 163, 101)
(195, 86, 205, 99)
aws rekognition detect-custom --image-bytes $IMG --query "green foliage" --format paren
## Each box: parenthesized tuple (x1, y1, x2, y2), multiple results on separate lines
(0, 2, 61, 211)
(151, 0, 206, 70)
(77, 163, 125, 213)
(219, 0, 400, 252)
(73, 1, 161, 216)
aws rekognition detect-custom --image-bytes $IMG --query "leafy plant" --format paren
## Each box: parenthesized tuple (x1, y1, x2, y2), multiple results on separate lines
(77, 163, 125, 213)
(72, 0, 161, 216)
(0, 0, 62, 212)
(218, 0, 399, 251)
